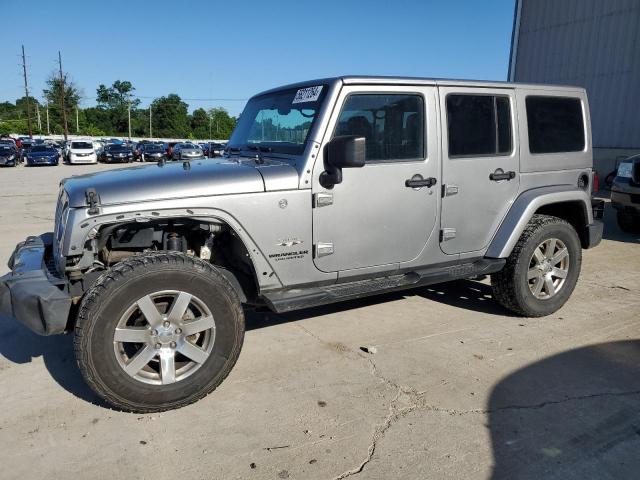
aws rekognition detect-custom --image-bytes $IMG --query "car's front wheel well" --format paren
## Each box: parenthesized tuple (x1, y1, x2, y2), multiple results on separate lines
(84, 218, 260, 305)
(534, 201, 589, 248)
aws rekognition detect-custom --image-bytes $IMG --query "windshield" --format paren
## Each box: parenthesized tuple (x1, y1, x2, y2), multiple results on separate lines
(31, 145, 54, 152)
(228, 85, 326, 155)
(72, 142, 93, 149)
(144, 145, 163, 152)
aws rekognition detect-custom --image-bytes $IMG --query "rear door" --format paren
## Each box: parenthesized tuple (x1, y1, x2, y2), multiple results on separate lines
(438, 87, 520, 254)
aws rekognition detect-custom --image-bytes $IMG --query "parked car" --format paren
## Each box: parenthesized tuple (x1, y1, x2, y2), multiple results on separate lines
(172, 142, 203, 160)
(19, 138, 34, 161)
(208, 142, 226, 157)
(610, 153, 640, 233)
(67, 140, 98, 164)
(139, 143, 167, 162)
(0, 145, 19, 167)
(165, 141, 179, 158)
(25, 144, 60, 166)
(100, 144, 134, 163)
(0, 76, 603, 413)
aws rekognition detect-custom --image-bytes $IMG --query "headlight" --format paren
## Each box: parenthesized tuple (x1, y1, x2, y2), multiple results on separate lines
(8, 154, 15, 160)
(617, 162, 633, 178)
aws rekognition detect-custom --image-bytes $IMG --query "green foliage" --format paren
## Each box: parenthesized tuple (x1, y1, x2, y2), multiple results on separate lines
(1, 78, 238, 139)
(150, 94, 190, 138)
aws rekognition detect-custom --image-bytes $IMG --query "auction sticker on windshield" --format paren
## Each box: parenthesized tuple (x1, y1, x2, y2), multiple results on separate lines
(292, 86, 323, 104)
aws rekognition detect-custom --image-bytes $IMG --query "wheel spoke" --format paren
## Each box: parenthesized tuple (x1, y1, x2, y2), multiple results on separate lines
(178, 340, 210, 364)
(533, 248, 545, 264)
(114, 326, 149, 343)
(137, 295, 162, 326)
(532, 277, 544, 296)
(182, 315, 215, 336)
(544, 276, 556, 297)
(552, 267, 568, 279)
(124, 345, 157, 376)
(159, 348, 176, 384)
(527, 268, 541, 280)
(545, 239, 557, 259)
(168, 292, 192, 322)
(551, 248, 569, 265)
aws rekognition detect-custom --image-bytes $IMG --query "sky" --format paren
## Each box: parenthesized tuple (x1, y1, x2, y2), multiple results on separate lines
(1, 0, 516, 116)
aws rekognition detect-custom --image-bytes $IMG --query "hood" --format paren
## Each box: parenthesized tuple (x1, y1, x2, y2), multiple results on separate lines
(62, 157, 299, 208)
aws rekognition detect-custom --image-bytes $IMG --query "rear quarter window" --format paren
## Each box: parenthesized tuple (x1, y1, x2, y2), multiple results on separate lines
(526, 96, 585, 154)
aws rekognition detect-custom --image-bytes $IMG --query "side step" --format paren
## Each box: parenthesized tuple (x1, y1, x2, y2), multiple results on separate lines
(262, 258, 505, 313)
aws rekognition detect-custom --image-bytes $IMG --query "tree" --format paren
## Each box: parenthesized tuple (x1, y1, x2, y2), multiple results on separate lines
(150, 94, 190, 138)
(208, 107, 236, 140)
(96, 80, 140, 134)
(190, 108, 210, 139)
(43, 72, 81, 135)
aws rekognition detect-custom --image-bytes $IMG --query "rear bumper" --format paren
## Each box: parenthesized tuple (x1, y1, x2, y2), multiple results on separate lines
(0, 234, 72, 335)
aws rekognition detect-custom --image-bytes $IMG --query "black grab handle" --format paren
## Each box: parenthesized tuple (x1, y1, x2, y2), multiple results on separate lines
(405, 177, 437, 188)
(489, 171, 516, 181)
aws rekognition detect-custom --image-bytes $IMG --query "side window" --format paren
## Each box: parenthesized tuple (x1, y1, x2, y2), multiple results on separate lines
(526, 96, 585, 154)
(446, 94, 513, 157)
(335, 94, 424, 162)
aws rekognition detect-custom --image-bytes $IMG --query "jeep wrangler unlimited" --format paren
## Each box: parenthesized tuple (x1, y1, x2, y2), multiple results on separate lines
(0, 77, 603, 412)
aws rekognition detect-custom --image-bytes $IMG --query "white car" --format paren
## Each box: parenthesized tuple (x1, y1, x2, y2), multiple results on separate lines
(67, 140, 98, 164)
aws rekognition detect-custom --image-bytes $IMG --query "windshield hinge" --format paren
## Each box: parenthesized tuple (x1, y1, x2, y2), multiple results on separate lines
(85, 188, 101, 215)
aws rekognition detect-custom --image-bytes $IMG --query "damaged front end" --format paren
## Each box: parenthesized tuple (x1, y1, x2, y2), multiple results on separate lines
(0, 233, 73, 335)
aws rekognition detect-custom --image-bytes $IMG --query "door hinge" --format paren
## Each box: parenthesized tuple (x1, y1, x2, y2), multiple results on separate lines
(440, 228, 456, 242)
(314, 192, 333, 207)
(315, 242, 334, 257)
(442, 184, 459, 197)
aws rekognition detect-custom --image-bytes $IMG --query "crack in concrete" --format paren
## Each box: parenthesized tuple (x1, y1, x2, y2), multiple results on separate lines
(333, 354, 640, 479)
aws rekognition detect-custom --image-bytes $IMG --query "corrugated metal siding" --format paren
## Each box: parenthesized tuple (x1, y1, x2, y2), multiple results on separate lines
(513, 0, 640, 148)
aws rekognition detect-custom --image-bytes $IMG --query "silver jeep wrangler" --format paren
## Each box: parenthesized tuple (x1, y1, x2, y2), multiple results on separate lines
(0, 77, 603, 412)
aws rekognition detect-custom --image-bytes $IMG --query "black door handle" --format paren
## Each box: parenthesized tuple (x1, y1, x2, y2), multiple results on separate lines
(405, 176, 437, 188)
(489, 170, 516, 181)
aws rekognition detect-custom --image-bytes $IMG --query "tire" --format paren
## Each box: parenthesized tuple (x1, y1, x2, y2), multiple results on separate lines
(616, 211, 640, 233)
(491, 214, 582, 317)
(74, 251, 245, 412)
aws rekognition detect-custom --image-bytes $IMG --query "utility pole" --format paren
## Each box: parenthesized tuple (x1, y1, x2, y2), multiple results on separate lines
(57, 51, 69, 140)
(36, 102, 41, 131)
(75, 107, 79, 133)
(209, 111, 212, 140)
(21, 45, 33, 137)
(149, 104, 152, 138)
(46, 104, 50, 135)
(128, 102, 132, 139)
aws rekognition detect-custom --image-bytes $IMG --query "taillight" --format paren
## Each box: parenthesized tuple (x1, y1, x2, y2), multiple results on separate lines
(592, 171, 600, 193)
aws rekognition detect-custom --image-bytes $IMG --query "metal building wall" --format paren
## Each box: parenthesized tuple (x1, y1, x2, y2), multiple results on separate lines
(509, 0, 640, 150)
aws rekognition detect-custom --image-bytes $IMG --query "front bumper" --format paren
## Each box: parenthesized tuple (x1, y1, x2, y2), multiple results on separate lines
(0, 234, 72, 335)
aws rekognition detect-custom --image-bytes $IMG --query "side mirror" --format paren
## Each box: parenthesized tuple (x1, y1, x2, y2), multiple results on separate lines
(319, 135, 366, 189)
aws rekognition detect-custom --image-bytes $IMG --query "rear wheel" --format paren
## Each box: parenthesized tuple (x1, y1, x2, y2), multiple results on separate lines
(491, 214, 582, 317)
(616, 211, 640, 233)
(74, 252, 245, 412)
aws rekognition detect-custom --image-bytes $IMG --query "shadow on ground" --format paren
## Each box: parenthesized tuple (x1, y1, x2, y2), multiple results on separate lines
(489, 340, 640, 480)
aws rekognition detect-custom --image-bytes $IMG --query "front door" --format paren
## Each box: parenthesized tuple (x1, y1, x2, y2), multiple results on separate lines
(312, 86, 439, 273)
(438, 87, 520, 254)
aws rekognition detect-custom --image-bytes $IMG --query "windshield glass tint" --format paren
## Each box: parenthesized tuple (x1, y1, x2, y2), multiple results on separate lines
(229, 85, 326, 155)
(72, 142, 93, 149)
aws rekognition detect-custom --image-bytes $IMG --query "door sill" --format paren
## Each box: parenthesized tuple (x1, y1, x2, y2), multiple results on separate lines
(262, 258, 505, 313)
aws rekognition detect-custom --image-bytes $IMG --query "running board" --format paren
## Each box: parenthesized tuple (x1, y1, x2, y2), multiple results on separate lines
(262, 258, 505, 313)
